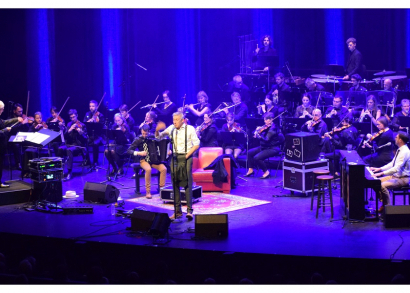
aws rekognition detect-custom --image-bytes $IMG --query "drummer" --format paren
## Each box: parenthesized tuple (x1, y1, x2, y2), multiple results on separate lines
(349, 74, 367, 92)
(384, 78, 395, 92)
(305, 78, 326, 92)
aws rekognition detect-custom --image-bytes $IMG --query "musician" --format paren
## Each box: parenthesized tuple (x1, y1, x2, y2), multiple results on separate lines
(196, 112, 218, 148)
(221, 112, 244, 159)
(391, 99, 410, 132)
(371, 132, 410, 209)
(254, 35, 277, 57)
(349, 74, 367, 92)
(127, 124, 167, 199)
(257, 95, 275, 116)
(139, 111, 157, 135)
(244, 112, 284, 179)
(152, 90, 178, 126)
(46, 106, 66, 156)
(343, 37, 364, 80)
(185, 90, 211, 126)
(267, 72, 291, 111)
(157, 112, 200, 221)
(104, 113, 132, 177)
(362, 116, 395, 168)
(84, 100, 105, 166)
(305, 78, 325, 92)
(119, 104, 135, 130)
(222, 92, 248, 127)
(325, 96, 350, 127)
(384, 78, 394, 92)
(294, 94, 314, 118)
(0, 101, 26, 187)
(301, 109, 328, 138)
(358, 95, 382, 126)
(8, 103, 29, 170)
(226, 75, 250, 102)
(58, 109, 90, 181)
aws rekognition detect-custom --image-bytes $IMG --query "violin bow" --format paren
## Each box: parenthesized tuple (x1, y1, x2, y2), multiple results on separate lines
(128, 101, 142, 113)
(148, 95, 159, 112)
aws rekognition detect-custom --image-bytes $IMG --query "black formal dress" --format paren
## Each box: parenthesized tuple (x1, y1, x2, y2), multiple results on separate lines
(362, 129, 395, 167)
(153, 102, 178, 127)
(198, 123, 218, 148)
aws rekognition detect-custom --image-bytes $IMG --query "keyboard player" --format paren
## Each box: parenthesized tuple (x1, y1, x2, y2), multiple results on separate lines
(370, 132, 410, 211)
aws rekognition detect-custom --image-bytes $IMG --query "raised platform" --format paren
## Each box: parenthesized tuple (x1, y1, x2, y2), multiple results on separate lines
(0, 180, 32, 206)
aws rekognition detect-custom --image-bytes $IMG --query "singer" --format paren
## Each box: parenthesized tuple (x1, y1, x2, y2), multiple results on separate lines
(370, 132, 410, 211)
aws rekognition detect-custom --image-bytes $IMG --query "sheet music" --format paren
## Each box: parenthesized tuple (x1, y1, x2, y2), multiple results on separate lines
(13, 132, 35, 142)
(27, 132, 50, 144)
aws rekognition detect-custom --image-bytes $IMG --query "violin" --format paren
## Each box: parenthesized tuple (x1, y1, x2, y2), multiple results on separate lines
(88, 111, 101, 123)
(51, 116, 64, 123)
(196, 122, 211, 133)
(22, 114, 34, 123)
(322, 124, 351, 138)
(306, 119, 320, 128)
(362, 129, 387, 148)
(228, 122, 242, 132)
(75, 120, 83, 129)
(35, 121, 48, 130)
(253, 124, 271, 138)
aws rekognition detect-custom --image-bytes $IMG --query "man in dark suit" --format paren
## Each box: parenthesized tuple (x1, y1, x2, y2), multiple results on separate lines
(343, 37, 364, 80)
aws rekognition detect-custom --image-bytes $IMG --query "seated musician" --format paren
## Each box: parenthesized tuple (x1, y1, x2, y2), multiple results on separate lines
(244, 112, 284, 179)
(358, 95, 381, 126)
(349, 74, 367, 92)
(323, 117, 358, 175)
(305, 78, 325, 92)
(294, 94, 314, 118)
(222, 92, 248, 128)
(196, 111, 218, 151)
(104, 113, 132, 177)
(58, 109, 90, 181)
(46, 106, 66, 156)
(325, 96, 351, 127)
(257, 95, 275, 116)
(371, 132, 410, 210)
(84, 100, 105, 167)
(152, 90, 178, 127)
(139, 111, 157, 135)
(185, 91, 211, 126)
(391, 99, 409, 132)
(221, 112, 244, 159)
(127, 124, 167, 199)
(267, 72, 291, 113)
(301, 109, 328, 138)
(362, 116, 394, 168)
(226, 75, 251, 102)
(384, 78, 394, 92)
(119, 104, 135, 130)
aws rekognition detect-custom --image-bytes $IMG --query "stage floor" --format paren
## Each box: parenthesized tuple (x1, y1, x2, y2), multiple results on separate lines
(0, 162, 409, 262)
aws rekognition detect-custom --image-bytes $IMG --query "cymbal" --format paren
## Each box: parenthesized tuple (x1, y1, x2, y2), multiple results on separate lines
(311, 74, 327, 78)
(373, 75, 406, 81)
(360, 80, 375, 84)
(374, 70, 396, 76)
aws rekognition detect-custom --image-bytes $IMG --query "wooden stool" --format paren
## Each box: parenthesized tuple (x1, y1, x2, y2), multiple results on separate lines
(311, 169, 330, 210)
(315, 175, 334, 218)
(392, 186, 410, 205)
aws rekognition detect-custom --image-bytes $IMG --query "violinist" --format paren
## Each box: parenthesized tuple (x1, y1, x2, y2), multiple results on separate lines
(257, 95, 275, 116)
(104, 113, 132, 177)
(139, 111, 157, 135)
(84, 100, 105, 166)
(0, 100, 27, 187)
(152, 90, 177, 126)
(362, 116, 395, 168)
(245, 112, 285, 179)
(196, 112, 218, 153)
(221, 112, 244, 159)
(58, 109, 90, 181)
(391, 99, 409, 132)
(294, 94, 314, 118)
(29, 112, 48, 132)
(185, 90, 211, 126)
(46, 106, 66, 156)
(221, 92, 248, 128)
(357, 95, 381, 126)
(325, 96, 351, 127)
(301, 109, 328, 138)
(119, 104, 135, 130)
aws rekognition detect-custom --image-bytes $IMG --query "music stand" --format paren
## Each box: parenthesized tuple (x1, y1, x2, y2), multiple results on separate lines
(353, 122, 371, 137)
(283, 117, 308, 134)
(324, 64, 345, 77)
(322, 118, 334, 132)
(85, 122, 105, 171)
(100, 129, 126, 186)
(305, 91, 334, 113)
(253, 56, 279, 71)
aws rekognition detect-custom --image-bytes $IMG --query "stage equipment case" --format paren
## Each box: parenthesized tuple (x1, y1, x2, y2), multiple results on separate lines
(282, 159, 329, 195)
(160, 185, 202, 203)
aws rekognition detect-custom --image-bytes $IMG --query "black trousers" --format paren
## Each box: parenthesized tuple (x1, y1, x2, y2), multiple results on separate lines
(58, 145, 86, 171)
(0, 152, 4, 182)
(248, 146, 280, 173)
(170, 155, 194, 214)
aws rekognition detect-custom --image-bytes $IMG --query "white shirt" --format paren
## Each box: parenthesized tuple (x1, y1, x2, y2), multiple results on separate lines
(159, 123, 200, 154)
(380, 144, 410, 177)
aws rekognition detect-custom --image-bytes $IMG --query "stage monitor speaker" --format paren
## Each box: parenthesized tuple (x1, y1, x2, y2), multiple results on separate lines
(195, 214, 228, 238)
(83, 182, 119, 204)
(384, 205, 410, 228)
(131, 210, 158, 232)
(284, 132, 321, 162)
(149, 213, 171, 238)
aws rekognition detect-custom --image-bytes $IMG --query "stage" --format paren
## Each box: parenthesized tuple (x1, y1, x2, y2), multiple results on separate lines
(1, 158, 410, 284)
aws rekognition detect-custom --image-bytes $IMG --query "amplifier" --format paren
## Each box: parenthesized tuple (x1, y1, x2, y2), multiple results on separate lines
(160, 185, 202, 203)
(29, 169, 63, 182)
(62, 206, 94, 214)
(284, 132, 321, 162)
(29, 157, 63, 171)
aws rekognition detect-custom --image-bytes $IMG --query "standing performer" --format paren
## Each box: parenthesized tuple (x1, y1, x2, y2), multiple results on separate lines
(362, 116, 395, 168)
(152, 90, 178, 126)
(84, 100, 105, 167)
(127, 124, 167, 199)
(156, 112, 200, 221)
(343, 37, 364, 80)
(294, 94, 314, 118)
(244, 112, 284, 179)
(221, 112, 245, 159)
(0, 101, 26, 187)
(185, 90, 211, 126)
(58, 109, 89, 181)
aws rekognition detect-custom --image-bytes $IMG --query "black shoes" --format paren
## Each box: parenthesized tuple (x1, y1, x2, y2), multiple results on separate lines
(260, 174, 270, 179)
(244, 171, 255, 177)
(64, 173, 72, 181)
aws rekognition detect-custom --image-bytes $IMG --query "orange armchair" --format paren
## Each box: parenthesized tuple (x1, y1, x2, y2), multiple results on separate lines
(192, 147, 231, 193)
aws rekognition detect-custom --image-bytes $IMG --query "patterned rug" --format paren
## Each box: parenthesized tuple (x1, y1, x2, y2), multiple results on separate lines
(126, 192, 271, 214)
